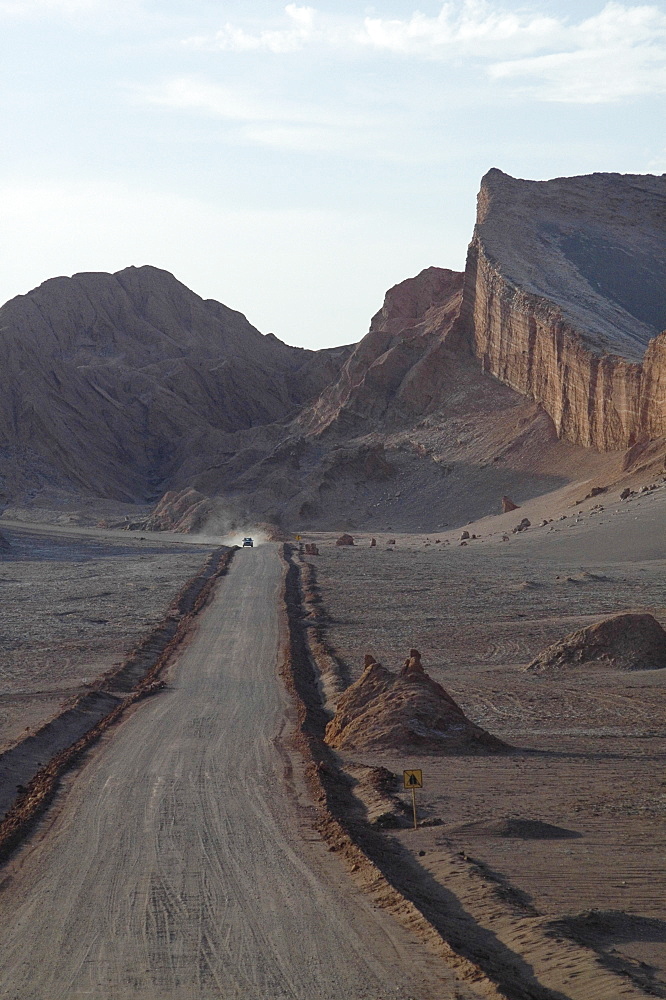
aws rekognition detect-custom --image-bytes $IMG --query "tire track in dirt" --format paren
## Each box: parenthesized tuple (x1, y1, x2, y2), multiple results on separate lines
(0, 545, 459, 999)
(0, 547, 234, 866)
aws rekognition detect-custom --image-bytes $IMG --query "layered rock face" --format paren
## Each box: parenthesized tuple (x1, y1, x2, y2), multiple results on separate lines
(463, 169, 666, 450)
(0, 266, 350, 501)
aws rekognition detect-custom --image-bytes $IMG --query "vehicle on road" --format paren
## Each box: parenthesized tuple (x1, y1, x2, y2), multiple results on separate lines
(242, 537, 254, 547)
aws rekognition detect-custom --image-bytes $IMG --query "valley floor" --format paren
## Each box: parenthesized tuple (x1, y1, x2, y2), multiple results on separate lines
(303, 484, 666, 996)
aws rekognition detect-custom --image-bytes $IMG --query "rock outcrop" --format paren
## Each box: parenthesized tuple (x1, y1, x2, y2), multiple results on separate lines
(502, 496, 520, 513)
(527, 613, 666, 673)
(324, 654, 508, 753)
(132, 488, 213, 533)
(462, 169, 666, 450)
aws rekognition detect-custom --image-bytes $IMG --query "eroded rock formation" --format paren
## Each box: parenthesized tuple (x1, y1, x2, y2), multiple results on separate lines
(135, 488, 213, 533)
(462, 169, 666, 450)
(325, 653, 507, 753)
(527, 613, 666, 673)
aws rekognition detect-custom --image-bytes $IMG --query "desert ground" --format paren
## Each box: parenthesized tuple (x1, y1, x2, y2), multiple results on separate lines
(298, 481, 666, 996)
(0, 521, 215, 752)
(0, 476, 664, 997)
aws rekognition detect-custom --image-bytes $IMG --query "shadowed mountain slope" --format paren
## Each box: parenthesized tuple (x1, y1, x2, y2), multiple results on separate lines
(0, 266, 350, 502)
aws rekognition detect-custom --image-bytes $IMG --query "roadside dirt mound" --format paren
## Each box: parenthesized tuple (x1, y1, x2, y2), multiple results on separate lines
(446, 817, 580, 840)
(527, 612, 666, 673)
(324, 654, 508, 753)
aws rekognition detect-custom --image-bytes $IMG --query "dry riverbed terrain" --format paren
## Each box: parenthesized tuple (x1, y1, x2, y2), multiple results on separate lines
(301, 484, 666, 997)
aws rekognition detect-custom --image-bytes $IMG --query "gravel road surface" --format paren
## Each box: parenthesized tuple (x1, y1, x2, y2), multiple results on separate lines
(0, 545, 456, 999)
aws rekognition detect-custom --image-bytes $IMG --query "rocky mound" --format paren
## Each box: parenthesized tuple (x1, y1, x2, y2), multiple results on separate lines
(527, 613, 666, 673)
(446, 817, 580, 840)
(464, 168, 666, 449)
(324, 652, 508, 753)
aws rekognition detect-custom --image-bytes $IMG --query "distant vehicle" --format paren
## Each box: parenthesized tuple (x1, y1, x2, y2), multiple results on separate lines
(242, 537, 254, 547)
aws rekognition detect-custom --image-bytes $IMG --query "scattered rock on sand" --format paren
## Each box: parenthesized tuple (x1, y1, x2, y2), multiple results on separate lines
(513, 518, 531, 533)
(502, 496, 520, 513)
(370, 537, 376, 547)
(335, 533, 354, 546)
(460, 530, 470, 540)
(304, 543, 319, 555)
(324, 653, 509, 753)
(527, 612, 666, 673)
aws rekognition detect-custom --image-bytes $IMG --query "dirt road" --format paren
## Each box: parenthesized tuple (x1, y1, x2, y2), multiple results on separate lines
(0, 545, 459, 999)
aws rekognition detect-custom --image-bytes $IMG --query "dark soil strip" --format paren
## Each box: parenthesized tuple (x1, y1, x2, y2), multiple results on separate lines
(0, 546, 235, 867)
(281, 543, 578, 1000)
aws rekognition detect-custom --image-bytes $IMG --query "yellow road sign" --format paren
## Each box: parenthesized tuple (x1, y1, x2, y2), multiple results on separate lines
(403, 769, 423, 789)
(295, 534, 301, 541)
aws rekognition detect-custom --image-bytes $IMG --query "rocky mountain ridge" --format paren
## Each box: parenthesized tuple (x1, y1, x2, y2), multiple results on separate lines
(1, 168, 664, 530)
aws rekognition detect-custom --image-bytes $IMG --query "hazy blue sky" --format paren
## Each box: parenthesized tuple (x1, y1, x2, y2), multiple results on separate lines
(2, 0, 664, 347)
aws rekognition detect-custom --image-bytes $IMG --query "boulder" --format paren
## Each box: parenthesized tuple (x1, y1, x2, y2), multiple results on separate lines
(527, 613, 666, 673)
(502, 496, 520, 513)
(460, 530, 470, 540)
(325, 653, 508, 753)
(304, 542, 319, 555)
(370, 537, 377, 547)
(335, 533, 354, 546)
(513, 518, 531, 533)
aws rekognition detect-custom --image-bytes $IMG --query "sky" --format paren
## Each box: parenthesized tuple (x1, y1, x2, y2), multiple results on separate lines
(1, 1, 664, 349)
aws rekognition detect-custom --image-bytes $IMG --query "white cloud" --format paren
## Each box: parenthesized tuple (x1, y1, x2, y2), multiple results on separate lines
(489, 3, 666, 101)
(182, 2, 666, 103)
(355, 2, 564, 59)
(185, 4, 322, 54)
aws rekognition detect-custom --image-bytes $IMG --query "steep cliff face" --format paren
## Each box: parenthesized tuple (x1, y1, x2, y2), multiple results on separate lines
(463, 169, 666, 450)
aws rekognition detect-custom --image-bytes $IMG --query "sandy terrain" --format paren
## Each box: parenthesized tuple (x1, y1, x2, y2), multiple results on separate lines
(0, 546, 462, 1000)
(0, 522, 214, 751)
(300, 484, 666, 996)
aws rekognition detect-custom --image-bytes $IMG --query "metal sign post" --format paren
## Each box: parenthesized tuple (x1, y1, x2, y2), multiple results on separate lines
(403, 770, 423, 830)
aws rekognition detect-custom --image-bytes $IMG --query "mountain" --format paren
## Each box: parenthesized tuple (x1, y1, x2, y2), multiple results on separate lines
(0, 266, 350, 503)
(1, 168, 664, 531)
